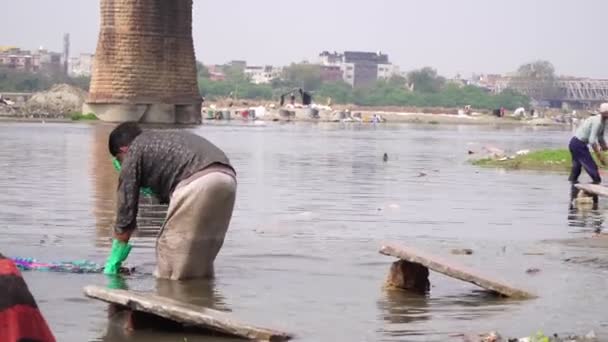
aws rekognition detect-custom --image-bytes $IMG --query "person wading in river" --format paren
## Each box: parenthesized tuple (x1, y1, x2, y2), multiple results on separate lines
(568, 103, 608, 202)
(104, 122, 237, 280)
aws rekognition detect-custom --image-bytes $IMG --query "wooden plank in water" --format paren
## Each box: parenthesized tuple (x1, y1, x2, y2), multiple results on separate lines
(379, 244, 536, 299)
(83, 285, 292, 341)
(575, 183, 608, 197)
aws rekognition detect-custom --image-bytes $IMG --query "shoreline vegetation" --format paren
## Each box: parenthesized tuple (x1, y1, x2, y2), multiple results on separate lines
(70, 112, 98, 121)
(472, 148, 575, 171)
(472, 149, 570, 171)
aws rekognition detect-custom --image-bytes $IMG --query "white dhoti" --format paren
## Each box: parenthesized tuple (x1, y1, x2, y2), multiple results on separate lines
(155, 171, 236, 280)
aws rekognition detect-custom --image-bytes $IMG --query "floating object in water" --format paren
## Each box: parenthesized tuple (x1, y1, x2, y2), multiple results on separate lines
(575, 183, 608, 198)
(11, 257, 133, 274)
(383, 153, 388, 162)
(525, 268, 541, 275)
(84, 285, 293, 341)
(451, 248, 474, 255)
(379, 244, 536, 299)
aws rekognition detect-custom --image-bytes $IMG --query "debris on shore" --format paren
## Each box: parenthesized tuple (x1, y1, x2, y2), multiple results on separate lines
(463, 330, 598, 342)
(0, 84, 87, 119)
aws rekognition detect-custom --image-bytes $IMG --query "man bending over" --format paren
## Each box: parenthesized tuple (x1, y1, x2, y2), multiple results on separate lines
(104, 122, 237, 280)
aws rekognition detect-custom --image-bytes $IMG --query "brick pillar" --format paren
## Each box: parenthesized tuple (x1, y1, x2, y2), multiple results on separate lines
(85, 0, 202, 124)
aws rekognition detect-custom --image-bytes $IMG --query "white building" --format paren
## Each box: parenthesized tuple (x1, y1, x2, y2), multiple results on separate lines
(377, 64, 400, 80)
(244, 65, 281, 84)
(69, 53, 95, 77)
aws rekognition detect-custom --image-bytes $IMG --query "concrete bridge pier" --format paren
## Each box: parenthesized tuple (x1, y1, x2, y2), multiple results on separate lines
(83, 103, 202, 125)
(85, 0, 201, 124)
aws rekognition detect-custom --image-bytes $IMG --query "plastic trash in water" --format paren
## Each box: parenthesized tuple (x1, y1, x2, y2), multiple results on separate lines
(11, 257, 133, 274)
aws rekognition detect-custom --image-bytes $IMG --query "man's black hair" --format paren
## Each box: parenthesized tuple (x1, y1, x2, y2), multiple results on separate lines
(108, 122, 143, 156)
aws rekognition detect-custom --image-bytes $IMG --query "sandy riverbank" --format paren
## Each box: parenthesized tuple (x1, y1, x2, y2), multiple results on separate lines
(210, 106, 569, 127)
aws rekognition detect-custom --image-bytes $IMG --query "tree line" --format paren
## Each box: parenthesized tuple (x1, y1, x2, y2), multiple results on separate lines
(197, 62, 531, 110)
(2, 60, 558, 110)
(0, 67, 90, 93)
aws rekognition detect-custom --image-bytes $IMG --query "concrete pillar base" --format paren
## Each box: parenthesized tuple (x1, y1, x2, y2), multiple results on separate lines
(83, 103, 202, 124)
(176, 103, 202, 125)
(82, 103, 147, 123)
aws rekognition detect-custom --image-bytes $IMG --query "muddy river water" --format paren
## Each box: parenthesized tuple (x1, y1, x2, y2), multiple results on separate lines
(1, 122, 607, 341)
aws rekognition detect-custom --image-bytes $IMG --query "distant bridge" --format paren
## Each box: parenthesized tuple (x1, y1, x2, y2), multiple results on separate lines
(556, 79, 608, 103)
(501, 78, 608, 108)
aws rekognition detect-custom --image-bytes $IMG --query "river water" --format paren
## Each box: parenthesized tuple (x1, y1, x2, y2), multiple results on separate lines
(1, 121, 607, 342)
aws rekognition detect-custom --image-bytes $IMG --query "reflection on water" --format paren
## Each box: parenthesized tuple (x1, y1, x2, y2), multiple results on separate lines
(567, 207, 604, 233)
(2, 122, 608, 341)
(91, 124, 167, 250)
(378, 289, 431, 326)
(95, 277, 233, 342)
(378, 287, 517, 339)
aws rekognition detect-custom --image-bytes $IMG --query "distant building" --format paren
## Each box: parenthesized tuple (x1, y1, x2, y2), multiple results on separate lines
(207, 65, 226, 81)
(320, 65, 343, 83)
(470, 73, 509, 93)
(377, 64, 400, 80)
(0, 47, 62, 74)
(69, 53, 95, 77)
(244, 65, 282, 84)
(0, 48, 39, 72)
(319, 51, 344, 66)
(319, 50, 398, 88)
(226, 60, 247, 71)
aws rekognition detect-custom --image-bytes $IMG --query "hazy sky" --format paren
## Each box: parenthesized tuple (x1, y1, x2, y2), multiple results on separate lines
(2, 0, 607, 78)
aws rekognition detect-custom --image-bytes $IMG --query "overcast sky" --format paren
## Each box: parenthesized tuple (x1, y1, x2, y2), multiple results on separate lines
(2, 0, 607, 78)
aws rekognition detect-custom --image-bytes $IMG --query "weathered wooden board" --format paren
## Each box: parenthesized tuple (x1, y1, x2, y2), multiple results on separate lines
(84, 285, 292, 341)
(379, 244, 536, 299)
(575, 183, 608, 197)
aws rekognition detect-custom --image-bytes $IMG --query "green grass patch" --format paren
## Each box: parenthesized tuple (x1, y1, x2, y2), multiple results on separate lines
(472, 148, 573, 171)
(70, 112, 98, 121)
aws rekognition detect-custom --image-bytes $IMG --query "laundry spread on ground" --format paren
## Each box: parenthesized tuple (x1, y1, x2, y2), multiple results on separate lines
(11, 257, 133, 274)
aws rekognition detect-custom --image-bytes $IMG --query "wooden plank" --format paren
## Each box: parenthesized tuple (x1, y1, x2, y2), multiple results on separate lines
(379, 244, 536, 299)
(83, 285, 292, 341)
(575, 183, 608, 197)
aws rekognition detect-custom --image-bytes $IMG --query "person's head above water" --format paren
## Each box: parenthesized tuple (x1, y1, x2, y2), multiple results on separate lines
(108, 121, 143, 162)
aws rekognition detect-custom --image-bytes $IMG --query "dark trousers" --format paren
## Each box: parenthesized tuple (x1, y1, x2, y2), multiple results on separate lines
(569, 137, 601, 184)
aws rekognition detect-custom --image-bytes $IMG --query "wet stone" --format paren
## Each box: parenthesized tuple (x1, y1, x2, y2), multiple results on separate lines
(384, 260, 430, 294)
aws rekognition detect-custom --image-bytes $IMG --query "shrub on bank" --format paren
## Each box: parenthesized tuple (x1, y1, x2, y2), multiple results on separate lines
(472, 149, 573, 171)
(70, 112, 98, 121)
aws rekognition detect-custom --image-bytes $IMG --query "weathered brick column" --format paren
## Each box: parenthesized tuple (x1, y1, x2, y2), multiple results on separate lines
(84, 0, 202, 124)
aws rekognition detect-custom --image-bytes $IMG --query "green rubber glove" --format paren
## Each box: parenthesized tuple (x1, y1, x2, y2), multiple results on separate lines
(112, 157, 155, 197)
(104, 239, 132, 275)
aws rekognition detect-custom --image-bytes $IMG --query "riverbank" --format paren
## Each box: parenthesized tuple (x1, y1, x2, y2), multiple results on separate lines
(472, 149, 572, 171)
(207, 107, 569, 127)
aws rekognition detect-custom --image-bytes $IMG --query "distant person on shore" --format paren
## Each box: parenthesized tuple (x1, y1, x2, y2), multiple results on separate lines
(104, 122, 237, 280)
(568, 103, 608, 198)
